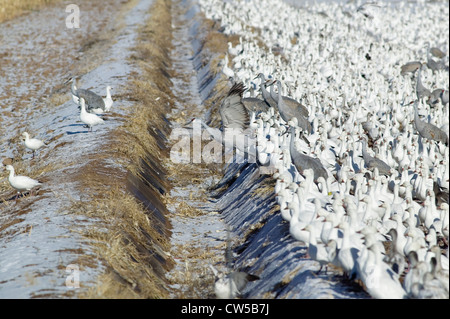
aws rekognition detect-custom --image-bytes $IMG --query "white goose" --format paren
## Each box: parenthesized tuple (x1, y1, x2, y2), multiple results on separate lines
(336, 221, 361, 279)
(79, 98, 104, 132)
(5, 165, 42, 198)
(357, 243, 407, 299)
(103, 86, 113, 111)
(303, 223, 332, 274)
(22, 132, 45, 158)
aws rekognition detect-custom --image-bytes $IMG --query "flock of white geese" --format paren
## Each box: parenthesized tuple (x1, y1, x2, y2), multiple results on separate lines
(198, 0, 449, 299)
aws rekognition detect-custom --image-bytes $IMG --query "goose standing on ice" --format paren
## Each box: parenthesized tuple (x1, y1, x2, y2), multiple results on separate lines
(222, 53, 235, 79)
(5, 165, 42, 199)
(103, 86, 114, 112)
(357, 243, 407, 299)
(303, 223, 331, 274)
(79, 98, 104, 132)
(22, 132, 45, 158)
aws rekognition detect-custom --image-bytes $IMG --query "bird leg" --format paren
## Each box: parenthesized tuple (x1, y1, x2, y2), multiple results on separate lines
(315, 265, 323, 275)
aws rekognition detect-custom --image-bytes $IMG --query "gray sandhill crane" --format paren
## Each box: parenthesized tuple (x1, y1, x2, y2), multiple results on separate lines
(360, 139, 392, 176)
(273, 80, 311, 134)
(413, 100, 448, 145)
(288, 126, 328, 182)
(66, 77, 108, 114)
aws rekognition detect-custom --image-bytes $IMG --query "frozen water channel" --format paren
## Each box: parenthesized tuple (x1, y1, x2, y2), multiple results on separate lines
(0, 0, 155, 298)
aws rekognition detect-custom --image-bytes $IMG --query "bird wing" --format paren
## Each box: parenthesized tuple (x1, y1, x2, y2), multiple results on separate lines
(291, 147, 327, 180)
(219, 82, 249, 131)
(13, 176, 41, 190)
(283, 97, 309, 118)
(76, 89, 106, 110)
(368, 157, 391, 175)
(400, 61, 421, 75)
(242, 97, 268, 113)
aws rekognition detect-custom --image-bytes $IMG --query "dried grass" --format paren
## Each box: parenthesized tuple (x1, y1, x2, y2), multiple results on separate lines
(0, 0, 59, 23)
(47, 92, 70, 107)
(65, 185, 172, 298)
(69, 0, 176, 298)
(251, 177, 276, 197)
(115, 0, 174, 178)
(168, 242, 218, 299)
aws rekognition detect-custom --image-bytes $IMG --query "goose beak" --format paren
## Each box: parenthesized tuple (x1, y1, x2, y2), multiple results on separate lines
(182, 118, 195, 129)
(64, 77, 74, 85)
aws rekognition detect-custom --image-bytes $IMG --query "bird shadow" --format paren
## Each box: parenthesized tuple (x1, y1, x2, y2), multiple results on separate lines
(2, 188, 45, 202)
(65, 124, 91, 135)
(66, 130, 90, 135)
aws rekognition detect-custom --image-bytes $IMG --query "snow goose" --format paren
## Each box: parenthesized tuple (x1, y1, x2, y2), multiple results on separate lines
(5, 165, 42, 199)
(404, 251, 429, 297)
(103, 86, 113, 111)
(222, 53, 235, 79)
(288, 200, 311, 244)
(303, 223, 331, 274)
(357, 243, 407, 299)
(336, 221, 360, 279)
(79, 98, 104, 132)
(22, 132, 45, 158)
(417, 256, 449, 299)
(320, 213, 342, 246)
(403, 230, 428, 262)
(390, 214, 408, 257)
